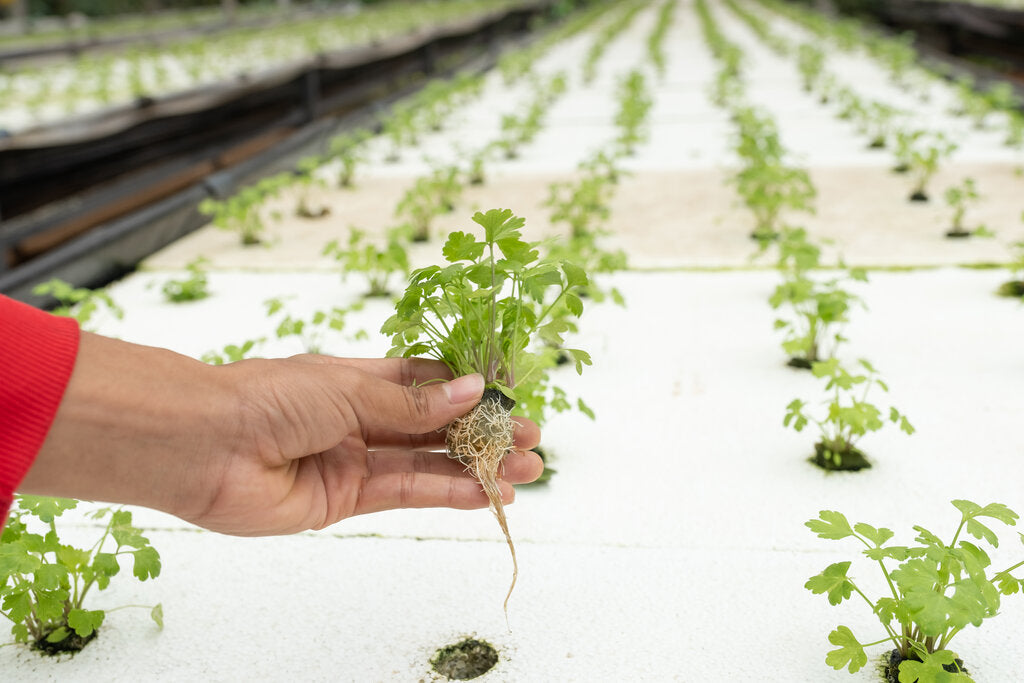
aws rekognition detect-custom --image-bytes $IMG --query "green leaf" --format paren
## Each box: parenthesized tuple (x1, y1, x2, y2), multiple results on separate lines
(111, 510, 149, 549)
(854, 523, 894, 547)
(897, 649, 971, 682)
(151, 603, 164, 630)
(0, 542, 41, 575)
(45, 626, 70, 643)
(564, 292, 584, 318)
(563, 261, 588, 289)
(806, 562, 855, 605)
(806, 511, 856, 540)
(824, 625, 868, 673)
(67, 608, 105, 638)
(577, 398, 595, 420)
(132, 547, 162, 581)
(441, 231, 484, 262)
(16, 496, 77, 523)
(32, 563, 69, 590)
(2, 590, 32, 623)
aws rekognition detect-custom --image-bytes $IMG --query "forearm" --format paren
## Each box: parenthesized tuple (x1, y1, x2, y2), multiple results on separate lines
(19, 332, 238, 519)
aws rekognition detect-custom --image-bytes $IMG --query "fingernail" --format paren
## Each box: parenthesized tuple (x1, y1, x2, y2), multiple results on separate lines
(444, 373, 484, 404)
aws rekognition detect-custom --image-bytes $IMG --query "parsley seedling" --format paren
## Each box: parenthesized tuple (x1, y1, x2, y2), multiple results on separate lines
(1, 497, 162, 653)
(382, 209, 590, 619)
(806, 500, 1024, 682)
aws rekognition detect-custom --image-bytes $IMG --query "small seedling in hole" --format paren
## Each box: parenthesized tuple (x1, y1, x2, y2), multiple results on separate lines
(31, 279, 123, 331)
(796, 43, 826, 93)
(161, 257, 210, 303)
(199, 174, 289, 245)
(855, 101, 898, 149)
(201, 338, 264, 365)
(328, 129, 370, 188)
(1004, 112, 1024, 149)
(322, 226, 409, 298)
(891, 129, 924, 174)
(395, 167, 464, 243)
(907, 133, 957, 202)
(382, 209, 590, 620)
(733, 162, 817, 242)
(293, 155, 330, 219)
(264, 297, 367, 355)
(1, 497, 163, 654)
(770, 262, 866, 369)
(943, 178, 990, 239)
(805, 499, 1024, 682)
(997, 225, 1024, 297)
(784, 358, 914, 471)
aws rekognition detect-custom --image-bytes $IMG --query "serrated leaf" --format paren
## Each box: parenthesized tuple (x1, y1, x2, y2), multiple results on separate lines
(441, 231, 484, 262)
(132, 547, 161, 581)
(111, 510, 149, 549)
(897, 649, 971, 682)
(824, 625, 868, 673)
(806, 511, 855, 540)
(854, 523, 894, 547)
(806, 562, 855, 605)
(564, 292, 584, 318)
(68, 608, 104, 638)
(15, 496, 77, 523)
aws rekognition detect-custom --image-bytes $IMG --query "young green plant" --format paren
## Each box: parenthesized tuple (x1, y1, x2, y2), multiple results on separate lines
(806, 500, 1024, 682)
(161, 257, 210, 303)
(381, 209, 590, 619)
(322, 226, 410, 298)
(1, 496, 162, 653)
(784, 358, 914, 470)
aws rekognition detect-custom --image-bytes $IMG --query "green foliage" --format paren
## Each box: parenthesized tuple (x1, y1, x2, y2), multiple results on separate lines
(647, 0, 676, 78)
(1, 497, 162, 651)
(161, 257, 210, 303)
(614, 70, 653, 156)
(796, 44, 826, 93)
(382, 209, 590, 399)
(198, 174, 290, 245)
(784, 358, 914, 467)
(323, 227, 410, 297)
(264, 297, 367, 355)
(492, 72, 566, 160)
(855, 101, 899, 149)
(581, 0, 646, 85)
(805, 500, 1024, 681)
(31, 279, 124, 330)
(770, 265, 865, 366)
(892, 129, 925, 174)
(907, 132, 958, 200)
(328, 129, 371, 188)
(200, 338, 263, 365)
(944, 178, 985, 235)
(394, 164, 465, 242)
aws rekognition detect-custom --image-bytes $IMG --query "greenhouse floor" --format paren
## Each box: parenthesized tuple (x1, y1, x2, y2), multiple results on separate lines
(5, 0, 1024, 680)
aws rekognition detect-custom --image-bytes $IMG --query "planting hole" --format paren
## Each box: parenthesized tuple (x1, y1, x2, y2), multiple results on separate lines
(430, 638, 498, 680)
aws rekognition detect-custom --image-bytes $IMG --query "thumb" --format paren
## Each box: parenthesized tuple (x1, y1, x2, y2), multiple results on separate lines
(354, 372, 485, 435)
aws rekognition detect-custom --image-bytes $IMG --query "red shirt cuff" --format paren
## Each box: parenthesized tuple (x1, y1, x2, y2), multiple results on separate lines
(1, 295, 81, 525)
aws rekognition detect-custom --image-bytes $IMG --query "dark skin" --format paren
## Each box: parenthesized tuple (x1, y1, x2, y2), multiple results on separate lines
(20, 332, 543, 536)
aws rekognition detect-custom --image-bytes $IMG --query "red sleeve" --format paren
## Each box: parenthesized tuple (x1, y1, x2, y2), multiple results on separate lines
(1, 295, 81, 526)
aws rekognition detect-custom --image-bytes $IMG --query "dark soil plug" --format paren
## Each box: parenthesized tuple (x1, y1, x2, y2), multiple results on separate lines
(430, 638, 499, 680)
(944, 229, 971, 239)
(996, 280, 1024, 297)
(908, 191, 929, 202)
(34, 627, 96, 655)
(811, 442, 871, 471)
(787, 356, 813, 370)
(884, 649, 966, 683)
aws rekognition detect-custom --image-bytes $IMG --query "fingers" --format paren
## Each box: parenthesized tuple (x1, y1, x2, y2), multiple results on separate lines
(353, 472, 516, 516)
(350, 371, 485, 436)
(367, 448, 544, 484)
(363, 416, 542, 451)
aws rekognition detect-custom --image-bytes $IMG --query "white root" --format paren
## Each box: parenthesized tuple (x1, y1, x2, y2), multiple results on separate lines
(446, 393, 517, 622)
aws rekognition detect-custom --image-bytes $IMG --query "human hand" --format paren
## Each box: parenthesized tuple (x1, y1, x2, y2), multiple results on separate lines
(21, 334, 543, 536)
(181, 355, 543, 535)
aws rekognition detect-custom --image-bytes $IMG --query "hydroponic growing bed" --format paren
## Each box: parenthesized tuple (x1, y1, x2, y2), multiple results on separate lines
(3, 0, 1024, 681)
